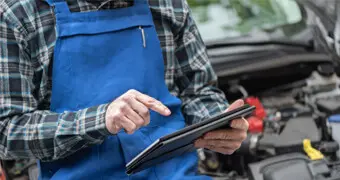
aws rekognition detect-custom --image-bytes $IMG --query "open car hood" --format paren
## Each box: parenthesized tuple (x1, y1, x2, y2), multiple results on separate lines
(205, 0, 340, 78)
(298, 0, 340, 58)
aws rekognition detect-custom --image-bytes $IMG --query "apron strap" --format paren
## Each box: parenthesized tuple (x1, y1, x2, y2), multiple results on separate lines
(45, 0, 55, 5)
(46, 0, 146, 15)
(45, 0, 71, 14)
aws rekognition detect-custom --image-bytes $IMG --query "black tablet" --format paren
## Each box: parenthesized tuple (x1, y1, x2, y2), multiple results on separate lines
(126, 104, 256, 175)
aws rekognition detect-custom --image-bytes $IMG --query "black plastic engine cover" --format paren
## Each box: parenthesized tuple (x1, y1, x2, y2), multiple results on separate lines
(248, 153, 340, 180)
(258, 115, 321, 154)
(248, 153, 312, 180)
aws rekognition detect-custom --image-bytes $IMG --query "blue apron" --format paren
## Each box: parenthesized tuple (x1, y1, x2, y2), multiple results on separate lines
(39, 0, 212, 179)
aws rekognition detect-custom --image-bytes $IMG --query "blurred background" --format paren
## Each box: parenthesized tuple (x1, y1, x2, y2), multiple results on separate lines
(188, 0, 303, 41)
(186, 0, 340, 180)
(2, 0, 340, 180)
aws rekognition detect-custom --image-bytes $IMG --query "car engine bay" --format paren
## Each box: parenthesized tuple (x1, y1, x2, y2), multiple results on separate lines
(198, 62, 340, 180)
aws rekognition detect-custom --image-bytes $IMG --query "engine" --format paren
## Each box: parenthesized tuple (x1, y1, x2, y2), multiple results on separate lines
(198, 63, 340, 180)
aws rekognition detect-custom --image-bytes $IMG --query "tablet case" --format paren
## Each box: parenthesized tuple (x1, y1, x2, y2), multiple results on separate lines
(126, 105, 256, 175)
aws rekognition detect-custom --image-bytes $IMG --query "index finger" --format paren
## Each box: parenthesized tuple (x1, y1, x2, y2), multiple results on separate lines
(133, 91, 171, 116)
(226, 99, 244, 112)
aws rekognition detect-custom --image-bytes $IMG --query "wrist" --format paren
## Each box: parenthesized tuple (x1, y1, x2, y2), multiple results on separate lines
(102, 103, 113, 136)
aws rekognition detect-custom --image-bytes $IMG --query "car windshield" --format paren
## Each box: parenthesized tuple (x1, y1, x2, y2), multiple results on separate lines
(188, 0, 304, 42)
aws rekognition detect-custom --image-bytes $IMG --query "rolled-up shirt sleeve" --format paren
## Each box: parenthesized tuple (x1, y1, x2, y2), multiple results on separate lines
(0, 9, 111, 161)
(175, 1, 229, 125)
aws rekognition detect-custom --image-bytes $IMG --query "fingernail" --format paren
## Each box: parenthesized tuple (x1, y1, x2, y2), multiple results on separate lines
(236, 99, 244, 106)
(165, 108, 171, 115)
(227, 150, 235, 155)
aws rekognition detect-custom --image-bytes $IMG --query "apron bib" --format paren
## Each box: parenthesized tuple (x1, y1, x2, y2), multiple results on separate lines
(39, 1, 212, 180)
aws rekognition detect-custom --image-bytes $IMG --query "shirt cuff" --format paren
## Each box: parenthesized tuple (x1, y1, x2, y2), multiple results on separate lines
(76, 103, 112, 144)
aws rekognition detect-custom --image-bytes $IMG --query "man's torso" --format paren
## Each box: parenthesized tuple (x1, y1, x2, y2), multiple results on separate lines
(1, 0, 187, 110)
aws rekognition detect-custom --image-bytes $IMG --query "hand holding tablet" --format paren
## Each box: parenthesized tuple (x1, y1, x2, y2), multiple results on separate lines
(126, 104, 256, 175)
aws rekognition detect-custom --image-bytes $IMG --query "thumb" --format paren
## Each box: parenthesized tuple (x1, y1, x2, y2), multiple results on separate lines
(226, 99, 244, 112)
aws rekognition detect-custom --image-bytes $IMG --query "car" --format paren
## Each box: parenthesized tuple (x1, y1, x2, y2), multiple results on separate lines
(188, 0, 340, 180)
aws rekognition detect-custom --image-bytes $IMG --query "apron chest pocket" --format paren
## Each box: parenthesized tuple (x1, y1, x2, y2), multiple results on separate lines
(56, 13, 153, 39)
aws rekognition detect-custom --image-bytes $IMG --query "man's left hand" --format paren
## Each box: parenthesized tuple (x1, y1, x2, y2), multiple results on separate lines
(194, 99, 249, 155)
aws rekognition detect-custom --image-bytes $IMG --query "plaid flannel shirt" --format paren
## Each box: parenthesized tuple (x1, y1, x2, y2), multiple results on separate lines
(0, 0, 228, 161)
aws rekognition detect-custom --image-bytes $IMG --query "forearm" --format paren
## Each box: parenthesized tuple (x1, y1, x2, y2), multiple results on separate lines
(176, 0, 228, 124)
(0, 104, 110, 161)
(0, 9, 112, 161)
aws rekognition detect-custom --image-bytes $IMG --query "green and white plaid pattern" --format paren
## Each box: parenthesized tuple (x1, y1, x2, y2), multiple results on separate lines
(0, 0, 228, 161)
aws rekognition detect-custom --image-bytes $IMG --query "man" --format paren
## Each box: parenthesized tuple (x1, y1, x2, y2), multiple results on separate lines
(0, 0, 249, 179)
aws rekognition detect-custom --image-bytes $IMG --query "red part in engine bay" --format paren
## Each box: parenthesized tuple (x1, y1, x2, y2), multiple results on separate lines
(245, 97, 266, 133)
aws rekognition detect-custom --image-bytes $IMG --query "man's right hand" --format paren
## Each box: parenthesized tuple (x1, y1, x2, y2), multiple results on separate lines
(105, 89, 171, 135)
